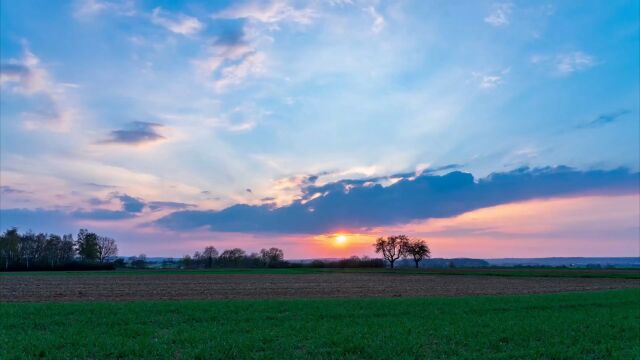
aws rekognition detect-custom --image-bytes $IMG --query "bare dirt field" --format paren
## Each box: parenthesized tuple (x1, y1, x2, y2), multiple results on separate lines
(2, 273, 639, 302)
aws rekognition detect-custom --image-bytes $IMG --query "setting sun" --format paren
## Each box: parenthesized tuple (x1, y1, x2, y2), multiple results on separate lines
(335, 234, 348, 245)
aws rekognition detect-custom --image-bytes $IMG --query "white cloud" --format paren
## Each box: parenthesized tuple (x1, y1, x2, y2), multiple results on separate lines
(484, 3, 512, 27)
(531, 52, 596, 75)
(365, 6, 385, 34)
(555, 52, 596, 74)
(74, 0, 135, 19)
(0, 45, 78, 131)
(151, 8, 204, 35)
(472, 68, 510, 89)
(194, 38, 267, 92)
(213, 0, 316, 25)
(214, 52, 266, 91)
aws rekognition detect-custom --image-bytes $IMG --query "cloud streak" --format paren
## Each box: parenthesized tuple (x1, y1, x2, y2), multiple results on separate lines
(213, 0, 316, 25)
(151, 7, 203, 35)
(484, 3, 512, 27)
(579, 110, 631, 128)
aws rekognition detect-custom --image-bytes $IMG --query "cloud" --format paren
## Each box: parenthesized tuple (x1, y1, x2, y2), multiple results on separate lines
(364, 6, 385, 34)
(73, 0, 136, 18)
(99, 121, 165, 145)
(193, 24, 267, 92)
(114, 194, 145, 213)
(213, 0, 316, 25)
(213, 51, 266, 91)
(484, 3, 512, 27)
(0, 45, 77, 130)
(156, 166, 639, 234)
(84, 182, 117, 189)
(532, 52, 596, 75)
(555, 52, 595, 74)
(197, 0, 317, 92)
(0, 208, 76, 234)
(151, 7, 204, 35)
(148, 201, 196, 211)
(0, 64, 31, 88)
(72, 209, 137, 220)
(471, 68, 509, 89)
(579, 110, 632, 128)
(0, 186, 30, 195)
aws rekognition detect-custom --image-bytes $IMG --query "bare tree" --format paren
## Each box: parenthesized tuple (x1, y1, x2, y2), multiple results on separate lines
(202, 246, 218, 268)
(404, 239, 431, 268)
(97, 236, 118, 263)
(374, 235, 408, 269)
(219, 248, 246, 267)
(260, 247, 284, 267)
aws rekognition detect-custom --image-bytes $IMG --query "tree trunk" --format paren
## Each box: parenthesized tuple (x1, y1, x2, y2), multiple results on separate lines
(414, 259, 419, 268)
(389, 260, 394, 269)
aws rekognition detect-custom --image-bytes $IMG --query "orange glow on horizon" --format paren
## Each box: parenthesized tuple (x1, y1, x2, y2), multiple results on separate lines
(335, 234, 348, 245)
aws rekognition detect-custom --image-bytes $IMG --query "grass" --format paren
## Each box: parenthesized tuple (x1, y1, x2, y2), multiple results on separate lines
(2, 267, 639, 279)
(1, 289, 639, 359)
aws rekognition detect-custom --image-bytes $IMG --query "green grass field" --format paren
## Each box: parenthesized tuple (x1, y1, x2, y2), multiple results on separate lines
(2, 289, 639, 359)
(2, 267, 639, 279)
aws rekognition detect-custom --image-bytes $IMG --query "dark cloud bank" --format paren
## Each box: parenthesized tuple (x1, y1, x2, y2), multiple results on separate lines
(1, 166, 638, 235)
(156, 166, 639, 234)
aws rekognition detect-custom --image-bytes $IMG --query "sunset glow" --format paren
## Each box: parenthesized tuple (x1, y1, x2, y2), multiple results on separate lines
(335, 234, 348, 246)
(0, 0, 638, 259)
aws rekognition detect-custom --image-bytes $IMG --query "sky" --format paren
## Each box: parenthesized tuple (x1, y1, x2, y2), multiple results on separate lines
(0, 0, 638, 259)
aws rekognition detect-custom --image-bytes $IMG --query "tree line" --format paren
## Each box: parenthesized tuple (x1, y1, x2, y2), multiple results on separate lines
(1, 227, 430, 271)
(0, 228, 118, 271)
(177, 246, 287, 269)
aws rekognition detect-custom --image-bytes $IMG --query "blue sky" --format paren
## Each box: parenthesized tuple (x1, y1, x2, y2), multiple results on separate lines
(1, 0, 638, 257)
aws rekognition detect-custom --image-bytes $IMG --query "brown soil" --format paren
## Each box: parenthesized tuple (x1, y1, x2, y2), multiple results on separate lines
(1, 273, 638, 302)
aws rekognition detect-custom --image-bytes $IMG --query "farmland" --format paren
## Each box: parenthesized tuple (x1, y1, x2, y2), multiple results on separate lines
(1, 269, 639, 359)
(1, 288, 639, 359)
(1, 270, 639, 302)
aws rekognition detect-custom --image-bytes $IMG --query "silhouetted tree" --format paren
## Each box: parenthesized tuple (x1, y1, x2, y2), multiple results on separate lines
(404, 239, 431, 268)
(181, 254, 193, 269)
(219, 248, 246, 267)
(76, 229, 99, 262)
(260, 247, 284, 267)
(0, 228, 20, 270)
(202, 246, 218, 268)
(0, 228, 116, 271)
(96, 236, 118, 263)
(374, 235, 408, 269)
(44, 234, 62, 267)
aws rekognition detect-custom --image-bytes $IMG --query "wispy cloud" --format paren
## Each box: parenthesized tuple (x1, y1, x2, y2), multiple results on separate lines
(555, 51, 596, 74)
(148, 201, 196, 211)
(364, 6, 385, 34)
(484, 3, 512, 27)
(73, 0, 135, 19)
(193, 22, 267, 92)
(472, 68, 510, 89)
(532, 51, 596, 75)
(213, 0, 316, 25)
(151, 7, 204, 35)
(579, 110, 632, 129)
(0, 186, 30, 195)
(99, 121, 165, 145)
(0, 45, 78, 131)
